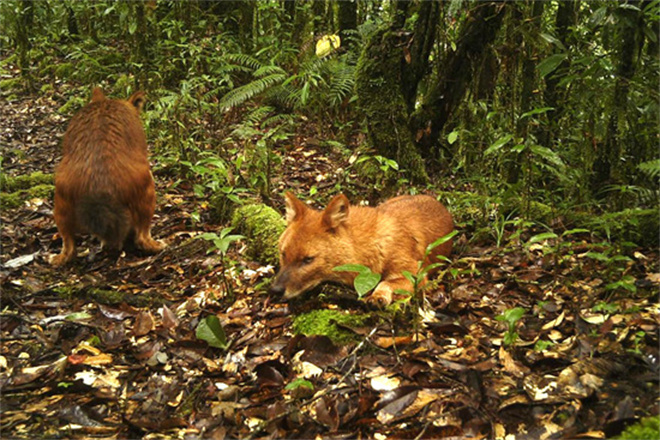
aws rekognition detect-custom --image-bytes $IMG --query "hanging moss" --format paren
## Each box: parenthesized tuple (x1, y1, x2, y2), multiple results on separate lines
(355, 26, 428, 183)
(230, 203, 286, 266)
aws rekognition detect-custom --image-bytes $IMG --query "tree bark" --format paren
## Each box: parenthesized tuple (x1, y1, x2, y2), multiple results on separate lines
(355, 24, 428, 183)
(337, 0, 358, 48)
(412, 2, 506, 159)
(401, 0, 440, 113)
(592, 1, 645, 193)
(508, 1, 545, 185)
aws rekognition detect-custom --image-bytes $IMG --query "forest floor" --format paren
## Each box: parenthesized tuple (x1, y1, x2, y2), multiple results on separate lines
(1, 82, 659, 440)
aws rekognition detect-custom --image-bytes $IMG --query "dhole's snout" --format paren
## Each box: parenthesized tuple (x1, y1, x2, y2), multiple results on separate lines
(269, 271, 287, 296)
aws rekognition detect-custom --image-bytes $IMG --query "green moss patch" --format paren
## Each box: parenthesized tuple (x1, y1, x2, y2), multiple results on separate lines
(1, 183, 55, 210)
(231, 203, 286, 266)
(292, 309, 372, 345)
(617, 416, 660, 440)
(1, 171, 54, 192)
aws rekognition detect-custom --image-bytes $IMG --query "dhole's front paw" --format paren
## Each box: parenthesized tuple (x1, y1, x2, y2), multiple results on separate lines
(366, 284, 393, 308)
(50, 253, 71, 267)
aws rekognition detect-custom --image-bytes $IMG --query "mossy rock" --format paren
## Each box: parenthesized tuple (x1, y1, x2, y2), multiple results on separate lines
(1, 184, 55, 210)
(292, 309, 372, 345)
(230, 203, 286, 266)
(1, 171, 54, 192)
(616, 416, 660, 440)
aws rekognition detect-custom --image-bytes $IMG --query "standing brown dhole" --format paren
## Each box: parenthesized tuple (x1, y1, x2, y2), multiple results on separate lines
(271, 192, 454, 306)
(51, 87, 164, 266)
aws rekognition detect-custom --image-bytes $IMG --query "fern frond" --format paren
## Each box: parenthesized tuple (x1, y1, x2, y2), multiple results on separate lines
(262, 113, 297, 128)
(638, 159, 660, 179)
(253, 65, 287, 77)
(219, 73, 287, 111)
(224, 53, 264, 70)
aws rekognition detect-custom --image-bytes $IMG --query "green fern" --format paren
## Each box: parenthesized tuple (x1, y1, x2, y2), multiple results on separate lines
(218, 72, 287, 110)
(638, 159, 660, 179)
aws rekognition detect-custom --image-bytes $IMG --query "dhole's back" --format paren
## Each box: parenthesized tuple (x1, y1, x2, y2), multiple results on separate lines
(52, 88, 163, 265)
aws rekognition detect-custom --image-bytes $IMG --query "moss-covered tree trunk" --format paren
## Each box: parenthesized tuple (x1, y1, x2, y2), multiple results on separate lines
(412, 2, 505, 160)
(354, 1, 434, 183)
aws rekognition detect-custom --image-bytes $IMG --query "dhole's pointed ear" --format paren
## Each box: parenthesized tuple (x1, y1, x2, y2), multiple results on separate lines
(284, 192, 307, 223)
(323, 194, 350, 229)
(91, 87, 105, 102)
(128, 91, 147, 112)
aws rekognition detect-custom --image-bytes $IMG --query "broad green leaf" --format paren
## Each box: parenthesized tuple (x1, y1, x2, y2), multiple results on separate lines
(496, 307, 525, 325)
(196, 315, 228, 349)
(520, 107, 554, 119)
(333, 264, 370, 275)
(537, 54, 567, 78)
(285, 378, 314, 391)
(447, 130, 458, 145)
(584, 251, 610, 261)
(561, 228, 590, 237)
(527, 232, 559, 244)
(426, 230, 459, 254)
(484, 134, 513, 156)
(65, 312, 93, 321)
(354, 272, 381, 298)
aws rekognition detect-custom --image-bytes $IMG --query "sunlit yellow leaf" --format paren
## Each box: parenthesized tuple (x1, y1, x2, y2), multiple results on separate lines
(316, 34, 341, 57)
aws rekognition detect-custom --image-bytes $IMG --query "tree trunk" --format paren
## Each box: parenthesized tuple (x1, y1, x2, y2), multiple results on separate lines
(401, 0, 440, 113)
(16, 0, 34, 86)
(508, 1, 545, 185)
(337, 0, 357, 48)
(592, 2, 645, 194)
(412, 2, 506, 160)
(355, 25, 428, 183)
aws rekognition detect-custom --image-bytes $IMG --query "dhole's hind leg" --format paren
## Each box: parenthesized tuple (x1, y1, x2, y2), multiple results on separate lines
(133, 203, 164, 254)
(51, 203, 77, 266)
(134, 225, 165, 253)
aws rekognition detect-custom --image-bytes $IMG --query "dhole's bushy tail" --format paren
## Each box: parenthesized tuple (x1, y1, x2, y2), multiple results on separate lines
(76, 195, 131, 248)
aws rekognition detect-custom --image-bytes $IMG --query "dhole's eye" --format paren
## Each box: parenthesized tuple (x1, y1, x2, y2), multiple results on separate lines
(301, 256, 315, 265)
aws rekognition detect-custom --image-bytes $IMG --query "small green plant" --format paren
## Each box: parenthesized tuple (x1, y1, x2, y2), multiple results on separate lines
(196, 315, 228, 349)
(199, 228, 245, 298)
(285, 378, 314, 392)
(534, 340, 554, 352)
(496, 307, 526, 347)
(592, 301, 620, 314)
(333, 264, 381, 298)
(629, 330, 646, 355)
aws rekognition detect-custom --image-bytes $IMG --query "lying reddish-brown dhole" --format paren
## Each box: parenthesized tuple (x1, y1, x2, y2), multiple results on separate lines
(51, 87, 164, 266)
(270, 193, 454, 306)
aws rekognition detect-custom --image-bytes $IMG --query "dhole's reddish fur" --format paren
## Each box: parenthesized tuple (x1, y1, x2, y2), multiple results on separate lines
(51, 87, 164, 266)
(272, 193, 454, 306)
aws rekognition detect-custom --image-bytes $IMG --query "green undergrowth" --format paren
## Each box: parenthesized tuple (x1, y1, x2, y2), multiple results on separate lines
(1, 184, 54, 210)
(616, 416, 660, 440)
(54, 286, 166, 308)
(1, 171, 54, 192)
(231, 203, 286, 266)
(292, 309, 373, 345)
